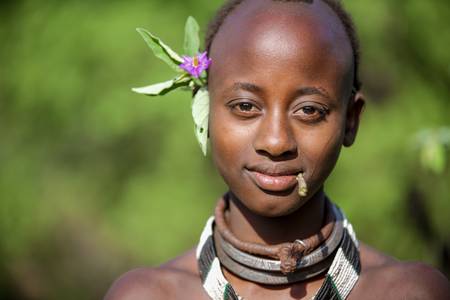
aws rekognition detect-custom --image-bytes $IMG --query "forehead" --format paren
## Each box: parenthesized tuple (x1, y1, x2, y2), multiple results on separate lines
(208, 0, 353, 96)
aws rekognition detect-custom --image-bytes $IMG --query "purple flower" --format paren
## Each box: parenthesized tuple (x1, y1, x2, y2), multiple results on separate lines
(179, 51, 212, 78)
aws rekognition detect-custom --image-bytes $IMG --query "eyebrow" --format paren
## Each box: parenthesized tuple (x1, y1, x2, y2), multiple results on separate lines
(229, 82, 331, 100)
(292, 86, 331, 100)
(230, 82, 263, 94)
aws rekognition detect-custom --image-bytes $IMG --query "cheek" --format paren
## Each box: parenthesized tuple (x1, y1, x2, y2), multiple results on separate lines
(209, 105, 249, 181)
(299, 119, 345, 182)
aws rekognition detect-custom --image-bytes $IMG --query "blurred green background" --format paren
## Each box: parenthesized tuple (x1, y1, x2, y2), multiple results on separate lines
(0, 0, 449, 299)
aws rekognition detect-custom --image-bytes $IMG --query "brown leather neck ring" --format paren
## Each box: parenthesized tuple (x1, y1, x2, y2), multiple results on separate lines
(214, 193, 335, 274)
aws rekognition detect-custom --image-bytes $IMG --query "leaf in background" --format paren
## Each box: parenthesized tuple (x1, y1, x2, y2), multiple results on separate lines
(192, 88, 209, 155)
(136, 28, 183, 72)
(420, 137, 446, 174)
(183, 16, 200, 57)
(132, 75, 191, 96)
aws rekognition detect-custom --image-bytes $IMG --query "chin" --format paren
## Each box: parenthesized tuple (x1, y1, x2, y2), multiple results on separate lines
(231, 188, 310, 218)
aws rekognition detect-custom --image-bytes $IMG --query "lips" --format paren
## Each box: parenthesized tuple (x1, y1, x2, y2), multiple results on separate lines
(245, 165, 301, 192)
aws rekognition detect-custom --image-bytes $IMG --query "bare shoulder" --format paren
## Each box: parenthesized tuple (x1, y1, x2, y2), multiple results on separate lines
(104, 247, 209, 300)
(353, 243, 450, 300)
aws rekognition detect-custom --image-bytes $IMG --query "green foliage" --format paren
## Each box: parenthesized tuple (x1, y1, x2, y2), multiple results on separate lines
(0, 0, 448, 299)
(132, 74, 191, 96)
(416, 128, 450, 174)
(184, 16, 201, 56)
(132, 16, 209, 154)
(192, 88, 210, 155)
(136, 27, 183, 72)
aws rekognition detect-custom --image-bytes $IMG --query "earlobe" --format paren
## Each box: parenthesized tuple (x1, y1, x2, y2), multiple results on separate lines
(343, 92, 365, 147)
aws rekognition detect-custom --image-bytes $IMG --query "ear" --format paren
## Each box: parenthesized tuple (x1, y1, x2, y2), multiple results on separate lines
(343, 91, 365, 147)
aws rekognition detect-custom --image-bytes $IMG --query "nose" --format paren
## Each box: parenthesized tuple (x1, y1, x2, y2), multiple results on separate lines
(253, 109, 297, 159)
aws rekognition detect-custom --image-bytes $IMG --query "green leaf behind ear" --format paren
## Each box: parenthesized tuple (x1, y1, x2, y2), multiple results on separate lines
(183, 16, 200, 56)
(192, 88, 209, 155)
(136, 28, 183, 72)
(132, 75, 190, 96)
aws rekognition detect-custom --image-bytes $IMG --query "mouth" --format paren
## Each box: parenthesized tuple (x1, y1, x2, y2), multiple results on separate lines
(245, 165, 302, 192)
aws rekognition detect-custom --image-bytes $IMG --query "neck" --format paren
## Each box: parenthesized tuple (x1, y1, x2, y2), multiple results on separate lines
(226, 188, 326, 245)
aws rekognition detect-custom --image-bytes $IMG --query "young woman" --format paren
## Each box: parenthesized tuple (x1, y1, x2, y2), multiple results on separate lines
(105, 0, 450, 299)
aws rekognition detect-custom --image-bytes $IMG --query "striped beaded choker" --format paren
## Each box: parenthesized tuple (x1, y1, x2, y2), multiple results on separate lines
(196, 195, 361, 300)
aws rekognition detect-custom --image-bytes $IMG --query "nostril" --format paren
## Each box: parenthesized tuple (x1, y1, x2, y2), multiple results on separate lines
(255, 148, 298, 161)
(253, 112, 298, 159)
(253, 131, 298, 160)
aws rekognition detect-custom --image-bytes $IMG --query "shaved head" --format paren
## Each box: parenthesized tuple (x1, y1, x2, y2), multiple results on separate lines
(205, 0, 361, 92)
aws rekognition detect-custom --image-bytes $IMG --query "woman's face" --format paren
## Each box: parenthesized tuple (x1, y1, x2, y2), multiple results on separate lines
(208, 0, 362, 217)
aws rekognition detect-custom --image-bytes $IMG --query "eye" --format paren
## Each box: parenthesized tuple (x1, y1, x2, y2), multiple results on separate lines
(301, 106, 317, 115)
(237, 102, 255, 112)
(228, 100, 261, 117)
(294, 104, 328, 123)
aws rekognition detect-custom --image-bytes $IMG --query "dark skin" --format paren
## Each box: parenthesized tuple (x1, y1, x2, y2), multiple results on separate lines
(105, 0, 450, 299)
